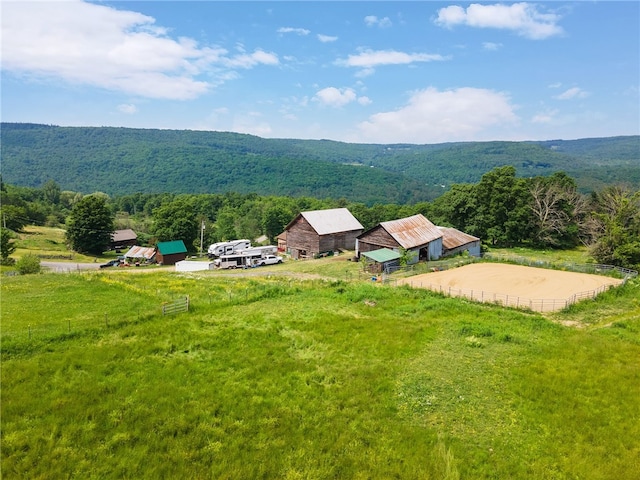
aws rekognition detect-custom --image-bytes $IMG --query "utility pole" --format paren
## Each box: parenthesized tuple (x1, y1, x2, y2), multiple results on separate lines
(200, 220, 205, 257)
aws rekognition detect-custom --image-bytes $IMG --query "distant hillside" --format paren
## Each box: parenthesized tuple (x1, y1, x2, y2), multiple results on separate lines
(1, 123, 638, 204)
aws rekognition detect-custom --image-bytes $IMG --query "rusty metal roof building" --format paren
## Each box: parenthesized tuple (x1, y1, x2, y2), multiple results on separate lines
(298, 208, 364, 235)
(379, 214, 443, 249)
(438, 227, 480, 250)
(122, 245, 156, 260)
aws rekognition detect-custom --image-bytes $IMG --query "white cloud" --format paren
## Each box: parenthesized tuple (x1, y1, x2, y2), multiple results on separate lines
(1, 0, 279, 100)
(317, 34, 338, 43)
(532, 108, 559, 124)
(313, 88, 371, 108)
(435, 3, 564, 40)
(337, 49, 447, 69)
(117, 104, 138, 114)
(277, 27, 310, 36)
(364, 15, 392, 28)
(223, 50, 279, 69)
(313, 87, 357, 107)
(482, 42, 503, 51)
(554, 87, 589, 100)
(357, 87, 518, 143)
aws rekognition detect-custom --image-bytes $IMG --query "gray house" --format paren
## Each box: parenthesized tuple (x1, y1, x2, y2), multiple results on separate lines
(284, 208, 364, 259)
(356, 214, 443, 263)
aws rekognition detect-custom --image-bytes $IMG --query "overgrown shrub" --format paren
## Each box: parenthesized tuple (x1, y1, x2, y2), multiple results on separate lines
(15, 253, 41, 275)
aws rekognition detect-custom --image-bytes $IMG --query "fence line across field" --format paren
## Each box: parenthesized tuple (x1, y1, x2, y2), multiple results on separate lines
(5, 259, 636, 340)
(4, 296, 190, 342)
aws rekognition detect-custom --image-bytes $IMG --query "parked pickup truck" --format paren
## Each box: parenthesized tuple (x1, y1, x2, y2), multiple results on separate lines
(257, 255, 283, 266)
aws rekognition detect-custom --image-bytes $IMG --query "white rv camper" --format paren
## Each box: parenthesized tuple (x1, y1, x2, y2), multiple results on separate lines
(207, 239, 251, 258)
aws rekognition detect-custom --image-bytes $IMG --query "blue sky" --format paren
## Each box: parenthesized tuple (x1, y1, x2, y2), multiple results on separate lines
(2, 1, 638, 144)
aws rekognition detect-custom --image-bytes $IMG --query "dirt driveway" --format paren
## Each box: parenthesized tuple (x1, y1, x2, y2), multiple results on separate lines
(395, 263, 624, 312)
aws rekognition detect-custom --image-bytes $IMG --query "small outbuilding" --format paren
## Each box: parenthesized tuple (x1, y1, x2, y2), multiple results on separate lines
(156, 240, 188, 265)
(361, 248, 402, 274)
(110, 229, 138, 250)
(122, 245, 156, 264)
(438, 227, 481, 257)
(284, 208, 364, 259)
(356, 214, 443, 263)
(175, 260, 216, 272)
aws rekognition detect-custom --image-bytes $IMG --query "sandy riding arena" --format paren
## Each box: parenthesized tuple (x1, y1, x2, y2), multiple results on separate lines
(395, 263, 624, 312)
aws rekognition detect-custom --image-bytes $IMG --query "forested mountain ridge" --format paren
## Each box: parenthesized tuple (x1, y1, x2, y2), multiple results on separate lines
(1, 123, 638, 204)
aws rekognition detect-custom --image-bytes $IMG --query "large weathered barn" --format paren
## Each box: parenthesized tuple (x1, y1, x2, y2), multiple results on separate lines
(284, 208, 364, 259)
(356, 214, 443, 263)
(110, 229, 137, 250)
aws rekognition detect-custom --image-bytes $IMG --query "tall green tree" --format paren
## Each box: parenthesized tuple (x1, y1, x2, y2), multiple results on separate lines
(42, 179, 61, 205)
(213, 206, 239, 242)
(262, 201, 295, 243)
(473, 166, 532, 246)
(430, 183, 477, 230)
(66, 194, 114, 254)
(0, 227, 17, 263)
(590, 186, 640, 268)
(151, 197, 199, 251)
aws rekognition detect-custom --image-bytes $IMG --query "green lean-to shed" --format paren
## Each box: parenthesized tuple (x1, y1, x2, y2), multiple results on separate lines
(361, 248, 401, 274)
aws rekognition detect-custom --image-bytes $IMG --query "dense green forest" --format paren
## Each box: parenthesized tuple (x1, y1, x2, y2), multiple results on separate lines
(1, 123, 638, 204)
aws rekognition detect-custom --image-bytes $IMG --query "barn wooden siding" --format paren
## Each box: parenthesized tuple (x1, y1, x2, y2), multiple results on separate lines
(286, 216, 321, 259)
(356, 226, 399, 254)
(286, 217, 362, 259)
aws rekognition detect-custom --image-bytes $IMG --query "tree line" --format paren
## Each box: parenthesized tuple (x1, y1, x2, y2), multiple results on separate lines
(1, 167, 638, 269)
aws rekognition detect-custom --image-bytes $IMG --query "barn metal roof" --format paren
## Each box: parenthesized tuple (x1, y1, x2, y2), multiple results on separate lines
(157, 240, 187, 255)
(122, 245, 156, 259)
(362, 248, 401, 263)
(379, 214, 443, 249)
(438, 227, 480, 249)
(111, 229, 137, 242)
(299, 208, 364, 236)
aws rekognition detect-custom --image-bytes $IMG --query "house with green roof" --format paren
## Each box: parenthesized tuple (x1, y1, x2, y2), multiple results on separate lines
(156, 240, 188, 265)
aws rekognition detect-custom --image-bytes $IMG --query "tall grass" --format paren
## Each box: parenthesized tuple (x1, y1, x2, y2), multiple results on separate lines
(2, 270, 639, 478)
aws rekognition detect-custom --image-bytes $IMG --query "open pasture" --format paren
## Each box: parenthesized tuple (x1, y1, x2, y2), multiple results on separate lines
(396, 263, 625, 312)
(2, 266, 640, 479)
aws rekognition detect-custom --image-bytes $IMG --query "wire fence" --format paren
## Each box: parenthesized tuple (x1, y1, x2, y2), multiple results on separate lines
(392, 278, 619, 313)
(2, 282, 297, 344)
(385, 256, 637, 313)
(482, 253, 638, 280)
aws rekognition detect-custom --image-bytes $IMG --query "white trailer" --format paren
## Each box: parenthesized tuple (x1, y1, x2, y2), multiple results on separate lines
(207, 239, 251, 258)
(236, 245, 277, 257)
(175, 260, 216, 272)
(214, 252, 260, 269)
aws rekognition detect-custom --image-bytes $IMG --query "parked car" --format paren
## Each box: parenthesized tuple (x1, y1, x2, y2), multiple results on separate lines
(99, 259, 121, 268)
(257, 255, 283, 266)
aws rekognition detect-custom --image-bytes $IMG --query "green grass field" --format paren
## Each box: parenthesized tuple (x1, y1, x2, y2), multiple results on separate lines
(2, 259, 639, 478)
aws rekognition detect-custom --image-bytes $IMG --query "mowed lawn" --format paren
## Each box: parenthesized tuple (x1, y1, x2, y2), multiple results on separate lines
(2, 270, 639, 479)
